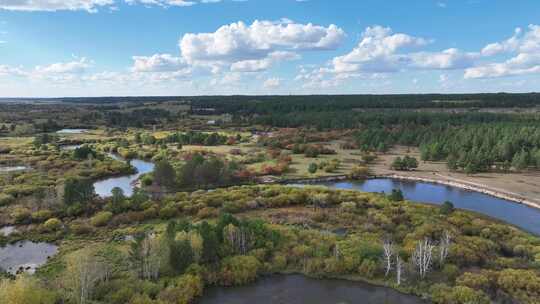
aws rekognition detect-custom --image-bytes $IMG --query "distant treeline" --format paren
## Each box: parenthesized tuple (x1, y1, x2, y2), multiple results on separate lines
(253, 110, 538, 130)
(5, 92, 540, 110)
(104, 109, 172, 127)
(188, 93, 540, 113)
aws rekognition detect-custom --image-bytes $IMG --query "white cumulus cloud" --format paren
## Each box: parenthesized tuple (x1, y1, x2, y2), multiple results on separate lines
(409, 48, 479, 70)
(466, 24, 540, 79)
(34, 57, 90, 75)
(263, 77, 281, 89)
(0, 0, 114, 12)
(125, 0, 197, 7)
(131, 54, 187, 72)
(179, 20, 344, 65)
(331, 25, 429, 74)
(296, 25, 482, 88)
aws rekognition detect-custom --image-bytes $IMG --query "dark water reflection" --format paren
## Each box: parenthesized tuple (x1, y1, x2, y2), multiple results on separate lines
(0, 241, 58, 275)
(199, 275, 426, 304)
(300, 179, 540, 235)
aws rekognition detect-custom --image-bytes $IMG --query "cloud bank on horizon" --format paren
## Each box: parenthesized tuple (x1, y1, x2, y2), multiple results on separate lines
(0, 0, 539, 96)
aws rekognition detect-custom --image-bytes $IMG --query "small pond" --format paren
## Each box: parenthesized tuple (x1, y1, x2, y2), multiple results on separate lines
(0, 166, 28, 172)
(60, 144, 83, 150)
(199, 275, 425, 304)
(0, 241, 58, 275)
(56, 129, 89, 134)
(294, 179, 540, 235)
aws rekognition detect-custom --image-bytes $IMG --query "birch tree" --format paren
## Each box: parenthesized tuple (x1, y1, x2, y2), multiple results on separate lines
(140, 235, 161, 280)
(334, 242, 341, 259)
(412, 237, 435, 279)
(396, 255, 403, 286)
(130, 232, 162, 281)
(382, 239, 394, 277)
(224, 224, 251, 255)
(63, 248, 107, 304)
(176, 230, 203, 263)
(311, 193, 329, 210)
(439, 230, 451, 266)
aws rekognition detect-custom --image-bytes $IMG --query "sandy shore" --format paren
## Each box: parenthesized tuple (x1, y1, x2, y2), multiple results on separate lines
(371, 146, 540, 211)
(375, 173, 540, 210)
(281, 171, 540, 210)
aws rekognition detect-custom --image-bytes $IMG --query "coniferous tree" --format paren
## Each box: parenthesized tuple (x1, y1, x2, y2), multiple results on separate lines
(169, 239, 194, 275)
(63, 177, 95, 206)
(153, 160, 177, 189)
(199, 221, 219, 264)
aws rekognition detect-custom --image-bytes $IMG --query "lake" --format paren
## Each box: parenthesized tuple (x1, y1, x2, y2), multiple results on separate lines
(200, 275, 425, 304)
(294, 179, 540, 235)
(93, 157, 154, 197)
(0, 241, 58, 275)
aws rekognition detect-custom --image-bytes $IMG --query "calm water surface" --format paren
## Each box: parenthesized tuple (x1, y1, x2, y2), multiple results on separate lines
(200, 275, 425, 304)
(299, 179, 540, 235)
(56, 129, 88, 134)
(93, 157, 154, 197)
(0, 241, 58, 275)
(0, 166, 27, 172)
(60, 144, 82, 150)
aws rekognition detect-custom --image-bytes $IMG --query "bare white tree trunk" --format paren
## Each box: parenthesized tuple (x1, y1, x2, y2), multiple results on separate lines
(396, 255, 403, 286)
(139, 233, 161, 281)
(239, 228, 248, 255)
(87, 153, 94, 169)
(412, 237, 435, 279)
(65, 249, 107, 304)
(334, 243, 340, 259)
(224, 224, 251, 255)
(439, 230, 451, 266)
(383, 239, 394, 277)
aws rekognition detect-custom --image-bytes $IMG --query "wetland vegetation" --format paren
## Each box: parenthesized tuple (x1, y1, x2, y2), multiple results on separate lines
(0, 94, 539, 304)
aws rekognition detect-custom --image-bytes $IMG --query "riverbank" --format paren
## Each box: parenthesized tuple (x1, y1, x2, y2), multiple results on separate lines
(281, 172, 540, 211)
(279, 175, 349, 184)
(375, 173, 540, 210)
(371, 146, 540, 211)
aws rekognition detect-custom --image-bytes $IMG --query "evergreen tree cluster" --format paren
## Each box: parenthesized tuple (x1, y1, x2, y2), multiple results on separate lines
(153, 154, 245, 190)
(164, 131, 229, 146)
(391, 156, 419, 171)
(158, 214, 280, 274)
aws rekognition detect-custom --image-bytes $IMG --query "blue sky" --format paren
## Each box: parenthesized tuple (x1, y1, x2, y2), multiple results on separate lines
(0, 0, 539, 97)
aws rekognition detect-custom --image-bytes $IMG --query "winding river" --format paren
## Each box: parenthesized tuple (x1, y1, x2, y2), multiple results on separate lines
(293, 179, 540, 235)
(93, 156, 154, 197)
(200, 275, 426, 304)
(4, 153, 536, 300)
(96, 155, 540, 234)
(59, 144, 154, 197)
